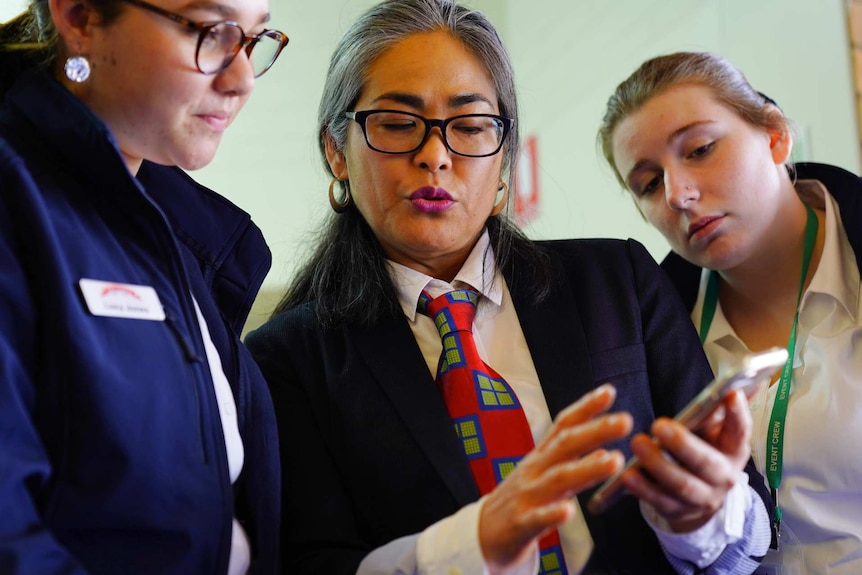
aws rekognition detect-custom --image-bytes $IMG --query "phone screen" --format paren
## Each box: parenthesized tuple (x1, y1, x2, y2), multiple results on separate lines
(586, 347, 788, 515)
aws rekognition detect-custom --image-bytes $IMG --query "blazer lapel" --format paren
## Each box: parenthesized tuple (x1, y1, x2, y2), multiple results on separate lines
(508, 251, 596, 419)
(351, 316, 480, 505)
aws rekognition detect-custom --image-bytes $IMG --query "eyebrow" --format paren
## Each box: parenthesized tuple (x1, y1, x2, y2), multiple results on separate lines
(623, 119, 716, 186)
(184, 0, 271, 24)
(369, 92, 495, 111)
(667, 120, 714, 145)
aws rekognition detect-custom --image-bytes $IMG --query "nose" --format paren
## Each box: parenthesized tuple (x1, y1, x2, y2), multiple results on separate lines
(213, 50, 256, 97)
(664, 172, 699, 210)
(413, 126, 452, 172)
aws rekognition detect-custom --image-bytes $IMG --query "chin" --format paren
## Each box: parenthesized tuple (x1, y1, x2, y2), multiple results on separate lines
(691, 248, 745, 273)
(177, 151, 217, 171)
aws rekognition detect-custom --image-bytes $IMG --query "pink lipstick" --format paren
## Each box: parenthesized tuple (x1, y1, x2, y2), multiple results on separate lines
(409, 186, 454, 213)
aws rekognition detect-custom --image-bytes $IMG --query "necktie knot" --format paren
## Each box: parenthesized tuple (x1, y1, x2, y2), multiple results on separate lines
(418, 289, 479, 337)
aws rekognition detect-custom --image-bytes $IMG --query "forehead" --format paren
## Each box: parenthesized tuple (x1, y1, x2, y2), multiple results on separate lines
(157, 0, 271, 26)
(612, 84, 735, 160)
(358, 30, 498, 110)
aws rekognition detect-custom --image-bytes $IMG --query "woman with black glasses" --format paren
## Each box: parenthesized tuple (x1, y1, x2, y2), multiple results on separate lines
(245, 1, 771, 573)
(0, 0, 287, 573)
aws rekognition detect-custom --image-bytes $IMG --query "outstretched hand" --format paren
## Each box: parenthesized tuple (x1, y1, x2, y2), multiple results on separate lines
(479, 384, 632, 572)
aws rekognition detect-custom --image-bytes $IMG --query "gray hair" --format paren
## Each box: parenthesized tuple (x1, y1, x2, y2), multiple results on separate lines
(272, 0, 553, 326)
(319, 0, 519, 187)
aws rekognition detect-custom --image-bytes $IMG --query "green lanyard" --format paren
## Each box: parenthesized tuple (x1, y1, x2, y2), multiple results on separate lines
(698, 204, 818, 537)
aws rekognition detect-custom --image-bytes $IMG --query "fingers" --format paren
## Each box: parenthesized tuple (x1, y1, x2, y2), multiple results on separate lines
(539, 412, 632, 466)
(478, 384, 632, 568)
(711, 390, 753, 464)
(545, 384, 618, 438)
(537, 384, 633, 461)
(624, 432, 723, 521)
(534, 449, 626, 501)
(480, 448, 626, 568)
(623, 397, 752, 529)
(480, 498, 577, 570)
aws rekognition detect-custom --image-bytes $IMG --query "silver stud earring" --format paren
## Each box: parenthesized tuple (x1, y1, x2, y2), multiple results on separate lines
(64, 55, 91, 83)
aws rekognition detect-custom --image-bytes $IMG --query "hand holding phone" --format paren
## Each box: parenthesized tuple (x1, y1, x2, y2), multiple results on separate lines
(586, 347, 788, 515)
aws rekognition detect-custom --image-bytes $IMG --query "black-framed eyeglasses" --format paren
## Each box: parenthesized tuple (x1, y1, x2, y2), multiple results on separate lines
(119, 0, 288, 78)
(345, 110, 514, 157)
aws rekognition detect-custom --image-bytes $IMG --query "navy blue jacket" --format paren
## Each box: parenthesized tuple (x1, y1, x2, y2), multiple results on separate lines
(247, 238, 771, 574)
(0, 72, 279, 574)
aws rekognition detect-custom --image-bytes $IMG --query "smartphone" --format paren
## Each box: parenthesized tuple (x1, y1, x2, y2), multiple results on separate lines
(586, 347, 789, 515)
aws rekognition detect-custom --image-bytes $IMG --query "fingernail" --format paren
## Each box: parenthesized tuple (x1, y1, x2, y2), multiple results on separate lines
(631, 435, 649, 456)
(594, 383, 615, 398)
(653, 421, 673, 441)
(600, 450, 619, 465)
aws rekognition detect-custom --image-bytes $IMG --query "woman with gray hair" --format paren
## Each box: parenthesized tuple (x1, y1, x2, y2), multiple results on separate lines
(247, 3, 771, 574)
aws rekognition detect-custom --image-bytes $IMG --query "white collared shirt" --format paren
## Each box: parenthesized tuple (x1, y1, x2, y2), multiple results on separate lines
(388, 231, 592, 575)
(386, 230, 741, 574)
(694, 180, 862, 574)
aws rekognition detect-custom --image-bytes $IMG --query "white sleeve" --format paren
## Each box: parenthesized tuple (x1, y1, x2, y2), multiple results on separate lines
(357, 498, 538, 575)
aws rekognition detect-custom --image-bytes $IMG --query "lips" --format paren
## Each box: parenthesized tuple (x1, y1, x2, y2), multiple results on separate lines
(198, 111, 231, 132)
(688, 215, 723, 239)
(410, 187, 453, 201)
(409, 186, 455, 213)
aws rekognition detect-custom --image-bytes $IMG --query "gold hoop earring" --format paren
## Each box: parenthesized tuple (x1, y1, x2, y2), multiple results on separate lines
(329, 177, 352, 213)
(490, 181, 509, 216)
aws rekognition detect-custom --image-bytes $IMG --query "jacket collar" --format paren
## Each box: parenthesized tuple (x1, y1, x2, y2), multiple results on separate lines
(350, 243, 594, 505)
(4, 71, 270, 332)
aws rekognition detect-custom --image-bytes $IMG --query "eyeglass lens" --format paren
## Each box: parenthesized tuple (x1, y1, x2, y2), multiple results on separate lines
(362, 112, 506, 156)
(197, 23, 286, 77)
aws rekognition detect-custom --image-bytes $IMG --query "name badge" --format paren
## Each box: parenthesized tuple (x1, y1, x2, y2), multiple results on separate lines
(79, 278, 166, 321)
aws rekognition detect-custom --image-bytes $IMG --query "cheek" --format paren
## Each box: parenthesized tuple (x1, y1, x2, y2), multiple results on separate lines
(640, 200, 674, 232)
(346, 156, 396, 220)
(466, 161, 503, 207)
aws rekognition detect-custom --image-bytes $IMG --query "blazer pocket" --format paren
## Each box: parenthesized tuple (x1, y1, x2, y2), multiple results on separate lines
(589, 343, 647, 384)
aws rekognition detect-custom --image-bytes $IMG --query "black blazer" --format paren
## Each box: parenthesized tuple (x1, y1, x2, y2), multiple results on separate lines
(247, 238, 769, 574)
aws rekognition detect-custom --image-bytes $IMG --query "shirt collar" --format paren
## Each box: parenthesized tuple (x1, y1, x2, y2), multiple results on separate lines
(797, 179, 860, 321)
(387, 229, 504, 321)
(695, 179, 860, 354)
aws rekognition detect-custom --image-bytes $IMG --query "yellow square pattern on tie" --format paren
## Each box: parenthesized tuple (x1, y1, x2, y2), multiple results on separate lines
(477, 374, 515, 407)
(454, 419, 484, 457)
(456, 419, 477, 436)
(463, 437, 482, 455)
(435, 314, 453, 336)
(444, 349, 462, 368)
(451, 291, 473, 303)
(496, 460, 516, 480)
(540, 548, 563, 575)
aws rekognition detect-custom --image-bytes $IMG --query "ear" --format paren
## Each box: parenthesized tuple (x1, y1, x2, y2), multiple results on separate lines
(768, 126, 793, 165)
(763, 105, 793, 164)
(49, 0, 97, 56)
(323, 131, 349, 180)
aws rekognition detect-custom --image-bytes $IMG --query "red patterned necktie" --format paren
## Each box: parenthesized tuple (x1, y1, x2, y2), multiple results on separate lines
(418, 289, 568, 575)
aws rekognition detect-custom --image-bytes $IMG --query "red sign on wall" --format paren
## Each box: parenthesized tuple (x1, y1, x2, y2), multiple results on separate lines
(514, 134, 540, 225)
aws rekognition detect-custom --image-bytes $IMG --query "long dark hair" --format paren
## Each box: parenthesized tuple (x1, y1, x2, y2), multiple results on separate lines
(273, 0, 551, 327)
